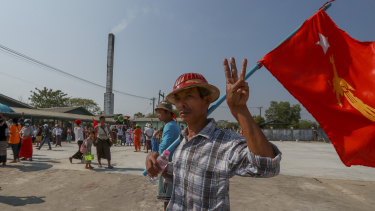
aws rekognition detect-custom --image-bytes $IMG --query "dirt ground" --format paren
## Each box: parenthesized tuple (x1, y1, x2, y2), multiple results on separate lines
(0, 142, 374, 211)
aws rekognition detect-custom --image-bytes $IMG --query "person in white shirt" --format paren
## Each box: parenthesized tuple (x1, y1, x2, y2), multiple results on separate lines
(54, 124, 63, 147)
(144, 123, 154, 153)
(117, 126, 124, 145)
(69, 120, 84, 164)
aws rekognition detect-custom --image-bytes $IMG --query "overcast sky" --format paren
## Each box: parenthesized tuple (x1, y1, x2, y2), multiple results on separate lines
(0, 0, 374, 121)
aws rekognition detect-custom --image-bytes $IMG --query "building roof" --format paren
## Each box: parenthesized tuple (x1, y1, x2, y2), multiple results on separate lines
(39, 106, 94, 116)
(0, 93, 34, 109)
(10, 107, 95, 121)
(7, 107, 114, 123)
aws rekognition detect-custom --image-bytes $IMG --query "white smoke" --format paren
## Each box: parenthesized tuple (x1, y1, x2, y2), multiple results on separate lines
(111, 19, 131, 34)
(110, 6, 158, 34)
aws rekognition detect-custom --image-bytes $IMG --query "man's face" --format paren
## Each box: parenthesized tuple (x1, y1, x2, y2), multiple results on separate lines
(174, 87, 210, 124)
(100, 118, 105, 124)
(156, 109, 170, 122)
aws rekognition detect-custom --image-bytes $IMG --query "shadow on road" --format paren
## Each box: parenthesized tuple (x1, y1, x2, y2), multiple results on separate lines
(0, 196, 46, 206)
(4, 162, 53, 172)
(93, 167, 144, 173)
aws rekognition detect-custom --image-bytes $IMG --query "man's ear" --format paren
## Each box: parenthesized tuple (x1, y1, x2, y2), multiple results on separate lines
(204, 96, 212, 105)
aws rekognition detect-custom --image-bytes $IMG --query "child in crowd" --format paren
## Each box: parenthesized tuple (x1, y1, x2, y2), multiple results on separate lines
(81, 131, 95, 170)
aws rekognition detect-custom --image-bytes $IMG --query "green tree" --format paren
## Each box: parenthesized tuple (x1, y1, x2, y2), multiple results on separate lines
(297, 120, 318, 129)
(146, 113, 157, 118)
(68, 97, 102, 115)
(265, 101, 301, 128)
(134, 112, 145, 119)
(226, 122, 240, 130)
(216, 120, 229, 129)
(29, 87, 69, 108)
(253, 115, 265, 128)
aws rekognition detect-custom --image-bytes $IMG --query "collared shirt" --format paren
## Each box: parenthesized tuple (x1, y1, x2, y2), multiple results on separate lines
(165, 119, 282, 210)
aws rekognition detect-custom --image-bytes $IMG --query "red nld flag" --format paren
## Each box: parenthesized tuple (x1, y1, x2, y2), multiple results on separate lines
(260, 10, 375, 167)
(92, 118, 98, 128)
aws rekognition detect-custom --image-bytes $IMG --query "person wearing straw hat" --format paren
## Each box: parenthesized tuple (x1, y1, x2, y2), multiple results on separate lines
(153, 100, 180, 210)
(146, 58, 281, 210)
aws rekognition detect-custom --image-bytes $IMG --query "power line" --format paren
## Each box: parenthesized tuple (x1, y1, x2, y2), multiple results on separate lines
(0, 43, 151, 100)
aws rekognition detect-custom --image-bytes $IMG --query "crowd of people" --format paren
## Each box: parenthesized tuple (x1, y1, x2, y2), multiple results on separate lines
(0, 112, 182, 172)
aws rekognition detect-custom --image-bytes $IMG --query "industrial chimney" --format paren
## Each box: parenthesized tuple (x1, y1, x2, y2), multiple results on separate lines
(104, 33, 115, 114)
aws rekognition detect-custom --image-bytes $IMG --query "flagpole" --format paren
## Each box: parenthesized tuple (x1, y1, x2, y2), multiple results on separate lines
(142, 2, 333, 177)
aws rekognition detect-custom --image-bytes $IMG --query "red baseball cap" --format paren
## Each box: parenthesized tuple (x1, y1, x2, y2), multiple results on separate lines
(166, 73, 220, 105)
(75, 119, 82, 125)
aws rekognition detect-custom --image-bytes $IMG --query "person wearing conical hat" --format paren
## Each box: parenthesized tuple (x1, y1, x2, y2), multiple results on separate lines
(146, 58, 281, 210)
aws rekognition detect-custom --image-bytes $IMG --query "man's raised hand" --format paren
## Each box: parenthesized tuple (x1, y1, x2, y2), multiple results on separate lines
(223, 57, 249, 115)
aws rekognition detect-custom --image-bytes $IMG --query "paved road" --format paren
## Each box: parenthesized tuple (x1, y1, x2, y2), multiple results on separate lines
(0, 141, 374, 210)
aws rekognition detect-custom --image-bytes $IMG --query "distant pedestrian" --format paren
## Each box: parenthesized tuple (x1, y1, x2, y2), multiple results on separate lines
(38, 124, 52, 150)
(66, 128, 72, 143)
(94, 116, 113, 169)
(151, 126, 163, 153)
(19, 119, 33, 161)
(81, 131, 95, 170)
(69, 120, 84, 164)
(35, 125, 42, 148)
(0, 114, 8, 167)
(54, 124, 63, 147)
(117, 126, 124, 146)
(126, 127, 133, 146)
(144, 123, 154, 153)
(133, 125, 141, 152)
(9, 118, 22, 163)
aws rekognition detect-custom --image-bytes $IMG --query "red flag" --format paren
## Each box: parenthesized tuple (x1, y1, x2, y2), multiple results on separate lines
(260, 10, 375, 167)
(92, 118, 98, 128)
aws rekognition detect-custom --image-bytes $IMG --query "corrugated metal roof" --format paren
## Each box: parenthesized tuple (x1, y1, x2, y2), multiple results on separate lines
(9, 107, 114, 122)
(0, 93, 34, 109)
(39, 106, 94, 116)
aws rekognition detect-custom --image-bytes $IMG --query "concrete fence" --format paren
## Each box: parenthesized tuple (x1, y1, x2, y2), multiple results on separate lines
(262, 128, 330, 142)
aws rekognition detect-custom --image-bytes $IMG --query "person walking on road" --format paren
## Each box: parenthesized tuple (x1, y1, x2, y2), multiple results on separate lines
(94, 116, 113, 169)
(38, 124, 52, 151)
(54, 124, 63, 147)
(69, 120, 84, 163)
(19, 119, 33, 161)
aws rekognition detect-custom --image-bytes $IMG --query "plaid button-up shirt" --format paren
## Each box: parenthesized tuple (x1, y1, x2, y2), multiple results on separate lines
(165, 119, 282, 210)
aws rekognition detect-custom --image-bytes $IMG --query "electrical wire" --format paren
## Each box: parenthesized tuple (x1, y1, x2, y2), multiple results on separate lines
(0, 43, 152, 100)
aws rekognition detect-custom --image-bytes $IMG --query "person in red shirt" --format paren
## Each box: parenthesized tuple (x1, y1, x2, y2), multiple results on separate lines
(133, 125, 141, 152)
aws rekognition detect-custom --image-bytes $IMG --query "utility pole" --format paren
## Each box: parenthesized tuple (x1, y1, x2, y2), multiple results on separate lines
(258, 106, 263, 117)
(249, 106, 263, 117)
(158, 90, 165, 103)
(152, 97, 156, 115)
